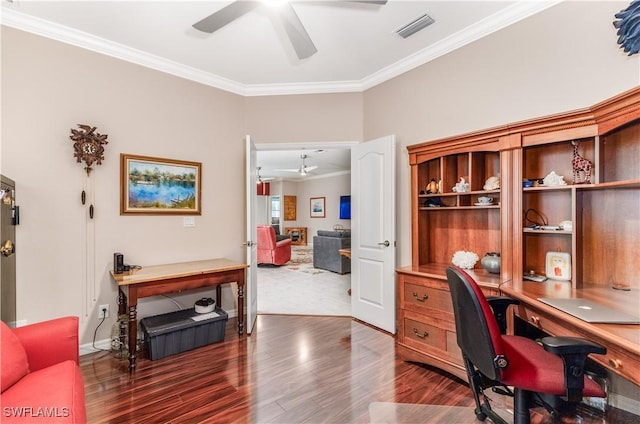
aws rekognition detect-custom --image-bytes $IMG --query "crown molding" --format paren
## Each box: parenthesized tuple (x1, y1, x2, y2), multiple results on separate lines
(1, 8, 247, 95)
(2, 1, 561, 97)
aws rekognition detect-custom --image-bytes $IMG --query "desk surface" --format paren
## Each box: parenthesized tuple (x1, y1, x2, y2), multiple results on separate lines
(501, 281, 640, 385)
(111, 258, 248, 286)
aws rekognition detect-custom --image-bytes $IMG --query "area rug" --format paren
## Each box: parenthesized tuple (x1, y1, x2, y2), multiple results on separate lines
(282, 245, 325, 275)
(368, 403, 512, 424)
(257, 245, 351, 316)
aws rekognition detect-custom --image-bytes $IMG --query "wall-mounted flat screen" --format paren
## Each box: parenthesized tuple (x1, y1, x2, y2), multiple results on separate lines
(339, 195, 351, 220)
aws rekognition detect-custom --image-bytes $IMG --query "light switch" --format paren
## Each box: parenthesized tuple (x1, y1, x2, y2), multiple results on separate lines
(183, 216, 195, 227)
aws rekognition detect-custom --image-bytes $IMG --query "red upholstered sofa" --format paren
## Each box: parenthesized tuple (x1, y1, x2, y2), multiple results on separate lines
(1, 317, 87, 423)
(257, 224, 291, 266)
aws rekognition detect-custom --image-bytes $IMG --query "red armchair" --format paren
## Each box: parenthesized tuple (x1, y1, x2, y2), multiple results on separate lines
(257, 224, 291, 266)
(1, 317, 87, 423)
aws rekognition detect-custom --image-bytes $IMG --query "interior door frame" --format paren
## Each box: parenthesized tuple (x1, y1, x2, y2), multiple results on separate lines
(253, 141, 357, 313)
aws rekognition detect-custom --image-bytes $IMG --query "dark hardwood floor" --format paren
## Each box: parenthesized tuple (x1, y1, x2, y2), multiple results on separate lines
(80, 315, 638, 424)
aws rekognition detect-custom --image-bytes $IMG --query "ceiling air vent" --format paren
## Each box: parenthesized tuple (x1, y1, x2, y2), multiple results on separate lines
(395, 13, 435, 39)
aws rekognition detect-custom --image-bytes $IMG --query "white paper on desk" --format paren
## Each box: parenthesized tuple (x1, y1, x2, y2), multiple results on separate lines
(191, 311, 219, 321)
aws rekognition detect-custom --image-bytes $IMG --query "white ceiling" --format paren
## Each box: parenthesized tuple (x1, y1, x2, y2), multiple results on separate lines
(257, 147, 351, 181)
(1, 0, 558, 180)
(1, 1, 559, 96)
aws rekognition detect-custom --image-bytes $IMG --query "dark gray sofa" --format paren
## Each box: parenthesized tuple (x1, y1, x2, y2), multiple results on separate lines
(313, 230, 351, 274)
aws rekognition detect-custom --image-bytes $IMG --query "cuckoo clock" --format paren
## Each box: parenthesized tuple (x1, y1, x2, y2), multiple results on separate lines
(70, 124, 108, 175)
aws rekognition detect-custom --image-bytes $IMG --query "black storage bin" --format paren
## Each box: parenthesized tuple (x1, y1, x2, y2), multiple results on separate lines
(140, 306, 228, 360)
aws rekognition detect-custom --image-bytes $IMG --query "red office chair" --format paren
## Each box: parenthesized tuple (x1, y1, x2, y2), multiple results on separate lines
(445, 266, 607, 424)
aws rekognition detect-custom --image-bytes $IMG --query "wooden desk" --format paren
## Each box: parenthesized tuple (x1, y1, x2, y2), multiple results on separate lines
(501, 281, 640, 386)
(110, 258, 248, 371)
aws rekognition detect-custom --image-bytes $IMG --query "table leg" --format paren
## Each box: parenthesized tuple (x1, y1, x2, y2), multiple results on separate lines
(216, 285, 222, 310)
(128, 305, 137, 372)
(118, 288, 127, 316)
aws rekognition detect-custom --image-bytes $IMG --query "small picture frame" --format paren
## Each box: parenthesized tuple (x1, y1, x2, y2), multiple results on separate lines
(310, 197, 326, 218)
(545, 251, 571, 281)
(120, 153, 202, 215)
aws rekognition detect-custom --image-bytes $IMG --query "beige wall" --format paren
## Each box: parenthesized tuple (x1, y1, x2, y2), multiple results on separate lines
(294, 173, 351, 240)
(2, 1, 639, 350)
(363, 0, 640, 267)
(1, 27, 246, 344)
(245, 93, 363, 143)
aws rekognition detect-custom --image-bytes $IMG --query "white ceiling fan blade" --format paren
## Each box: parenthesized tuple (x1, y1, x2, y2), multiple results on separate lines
(304, 166, 318, 172)
(278, 3, 318, 60)
(193, 1, 261, 33)
(348, 1, 388, 4)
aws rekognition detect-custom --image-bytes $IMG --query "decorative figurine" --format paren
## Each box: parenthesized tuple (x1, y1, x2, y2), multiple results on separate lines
(426, 178, 439, 194)
(571, 140, 593, 184)
(483, 176, 500, 190)
(452, 177, 470, 193)
(543, 171, 566, 187)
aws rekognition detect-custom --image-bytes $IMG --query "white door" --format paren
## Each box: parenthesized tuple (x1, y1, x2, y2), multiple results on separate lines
(245, 135, 258, 334)
(351, 135, 396, 334)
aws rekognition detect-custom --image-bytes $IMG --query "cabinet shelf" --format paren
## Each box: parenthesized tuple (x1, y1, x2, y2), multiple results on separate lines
(523, 228, 572, 235)
(419, 189, 501, 198)
(522, 179, 640, 192)
(420, 205, 500, 211)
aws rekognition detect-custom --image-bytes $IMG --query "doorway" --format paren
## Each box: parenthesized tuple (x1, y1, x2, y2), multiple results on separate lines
(255, 143, 354, 316)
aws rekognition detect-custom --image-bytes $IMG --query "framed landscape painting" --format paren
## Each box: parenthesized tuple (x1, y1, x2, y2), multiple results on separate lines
(310, 197, 325, 218)
(120, 154, 201, 215)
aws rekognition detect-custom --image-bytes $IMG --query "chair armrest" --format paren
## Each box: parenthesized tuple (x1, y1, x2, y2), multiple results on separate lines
(541, 336, 606, 356)
(487, 296, 519, 334)
(12, 316, 80, 371)
(541, 336, 606, 402)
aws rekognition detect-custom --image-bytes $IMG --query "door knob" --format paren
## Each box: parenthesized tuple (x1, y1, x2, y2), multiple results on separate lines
(1, 240, 14, 257)
(378, 240, 390, 247)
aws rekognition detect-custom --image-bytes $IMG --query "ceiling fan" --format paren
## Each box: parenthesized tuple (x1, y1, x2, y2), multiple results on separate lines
(279, 154, 318, 175)
(256, 166, 275, 184)
(192, 1, 387, 60)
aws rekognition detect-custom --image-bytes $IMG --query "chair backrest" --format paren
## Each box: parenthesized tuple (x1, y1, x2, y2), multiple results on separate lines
(446, 266, 505, 381)
(257, 225, 276, 250)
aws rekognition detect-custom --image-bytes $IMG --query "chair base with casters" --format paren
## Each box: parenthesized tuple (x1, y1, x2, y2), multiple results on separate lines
(445, 266, 607, 424)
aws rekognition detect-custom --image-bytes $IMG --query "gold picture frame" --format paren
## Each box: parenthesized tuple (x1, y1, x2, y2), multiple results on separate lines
(120, 154, 201, 215)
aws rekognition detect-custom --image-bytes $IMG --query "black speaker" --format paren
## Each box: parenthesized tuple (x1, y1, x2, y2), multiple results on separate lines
(114, 252, 124, 274)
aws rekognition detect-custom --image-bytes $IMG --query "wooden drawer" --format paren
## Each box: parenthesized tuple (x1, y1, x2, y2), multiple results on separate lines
(403, 282, 453, 314)
(404, 317, 442, 350)
(514, 304, 640, 386)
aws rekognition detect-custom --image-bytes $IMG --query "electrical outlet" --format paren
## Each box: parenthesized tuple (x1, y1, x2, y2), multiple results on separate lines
(98, 304, 109, 319)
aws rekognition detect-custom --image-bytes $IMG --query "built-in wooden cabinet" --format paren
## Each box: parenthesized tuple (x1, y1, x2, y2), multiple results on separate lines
(397, 135, 511, 379)
(398, 87, 640, 379)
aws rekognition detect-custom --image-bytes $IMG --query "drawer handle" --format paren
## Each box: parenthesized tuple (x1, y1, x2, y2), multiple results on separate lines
(529, 316, 540, 326)
(412, 292, 429, 302)
(608, 359, 622, 369)
(413, 328, 429, 339)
